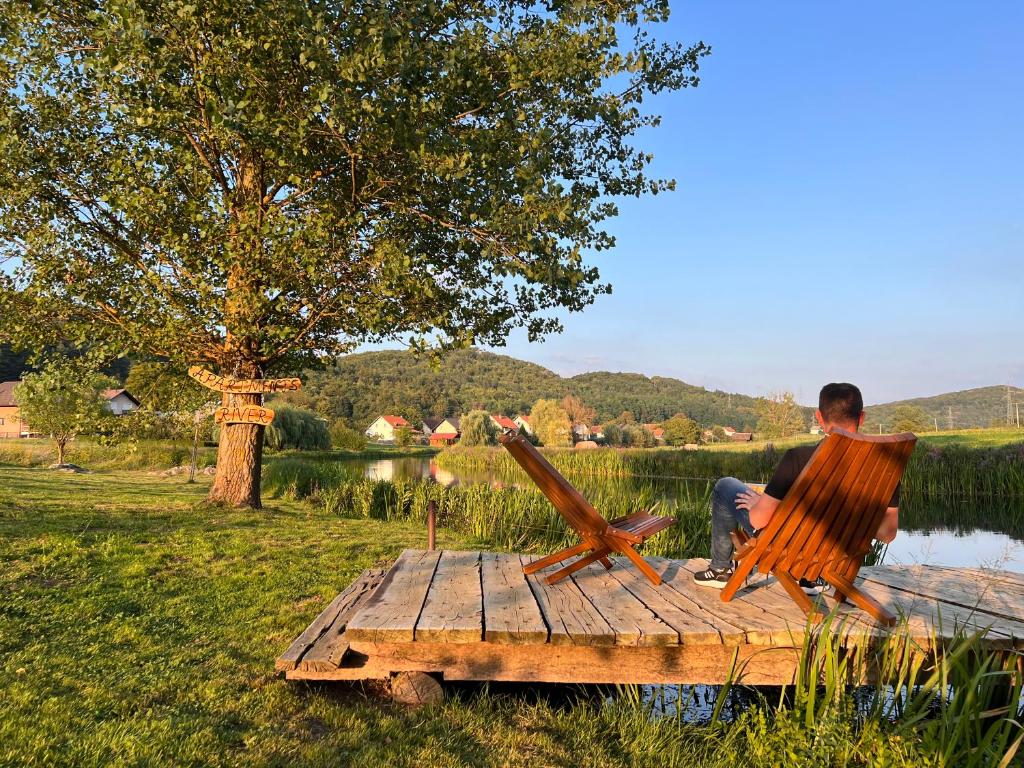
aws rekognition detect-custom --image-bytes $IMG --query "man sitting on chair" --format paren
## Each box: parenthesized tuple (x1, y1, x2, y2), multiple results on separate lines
(693, 382, 900, 592)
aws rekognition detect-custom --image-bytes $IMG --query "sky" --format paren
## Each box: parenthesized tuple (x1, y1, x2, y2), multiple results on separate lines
(472, 1, 1024, 405)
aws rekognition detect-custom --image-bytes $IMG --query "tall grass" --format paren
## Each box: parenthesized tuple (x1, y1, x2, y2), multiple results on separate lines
(263, 456, 713, 558)
(437, 440, 1024, 502)
(0, 438, 217, 470)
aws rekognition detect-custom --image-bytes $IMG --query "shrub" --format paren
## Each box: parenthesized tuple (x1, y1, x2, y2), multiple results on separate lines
(264, 406, 330, 451)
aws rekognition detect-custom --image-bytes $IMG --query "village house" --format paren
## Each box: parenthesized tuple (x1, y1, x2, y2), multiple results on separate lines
(490, 414, 518, 434)
(0, 381, 25, 438)
(729, 431, 754, 442)
(364, 414, 415, 443)
(641, 423, 665, 443)
(572, 423, 592, 441)
(0, 381, 141, 438)
(423, 416, 460, 446)
(513, 414, 532, 435)
(102, 388, 141, 416)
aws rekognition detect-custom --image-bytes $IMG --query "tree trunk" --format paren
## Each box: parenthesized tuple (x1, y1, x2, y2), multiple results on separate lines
(208, 391, 264, 507)
(55, 438, 66, 466)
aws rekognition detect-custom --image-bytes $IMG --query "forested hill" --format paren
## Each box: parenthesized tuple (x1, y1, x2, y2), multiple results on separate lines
(864, 385, 1024, 432)
(285, 349, 768, 430)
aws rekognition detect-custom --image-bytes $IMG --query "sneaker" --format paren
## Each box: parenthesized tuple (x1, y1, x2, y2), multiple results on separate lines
(693, 566, 734, 589)
(799, 577, 826, 595)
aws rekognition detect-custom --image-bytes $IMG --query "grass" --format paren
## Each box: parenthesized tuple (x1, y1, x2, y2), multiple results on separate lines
(3, 465, 1024, 766)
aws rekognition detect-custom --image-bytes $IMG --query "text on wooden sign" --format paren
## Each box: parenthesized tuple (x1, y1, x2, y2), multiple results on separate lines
(188, 366, 301, 394)
(214, 406, 276, 426)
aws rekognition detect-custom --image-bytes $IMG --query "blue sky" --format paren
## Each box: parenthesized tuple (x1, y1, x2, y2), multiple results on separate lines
(483, 1, 1024, 405)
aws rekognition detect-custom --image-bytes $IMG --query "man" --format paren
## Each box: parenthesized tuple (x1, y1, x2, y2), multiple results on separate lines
(693, 382, 900, 592)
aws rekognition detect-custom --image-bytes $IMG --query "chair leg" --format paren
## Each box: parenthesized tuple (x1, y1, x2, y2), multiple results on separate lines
(826, 571, 897, 627)
(619, 544, 661, 586)
(599, 556, 613, 570)
(523, 541, 593, 575)
(720, 552, 759, 602)
(544, 548, 611, 585)
(774, 570, 824, 623)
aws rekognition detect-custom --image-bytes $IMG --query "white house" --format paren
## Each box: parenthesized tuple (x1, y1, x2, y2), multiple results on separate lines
(102, 388, 141, 416)
(490, 414, 518, 433)
(514, 415, 533, 435)
(365, 414, 412, 443)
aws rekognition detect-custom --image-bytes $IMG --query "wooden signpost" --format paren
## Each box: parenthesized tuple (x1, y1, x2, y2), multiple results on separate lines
(214, 405, 276, 426)
(189, 365, 302, 427)
(188, 366, 301, 394)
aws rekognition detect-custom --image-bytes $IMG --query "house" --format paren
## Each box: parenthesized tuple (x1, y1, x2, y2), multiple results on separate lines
(641, 423, 665, 442)
(422, 417, 445, 436)
(514, 414, 533, 435)
(434, 417, 460, 436)
(729, 431, 754, 442)
(809, 424, 823, 435)
(102, 388, 141, 415)
(490, 414, 518, 433)
(0, 381, 25, 438)
(572, 423, 592, 441)
(365, 414, 413, 443)
(722, 426, 737, 437)
(428, 432, 459, 447)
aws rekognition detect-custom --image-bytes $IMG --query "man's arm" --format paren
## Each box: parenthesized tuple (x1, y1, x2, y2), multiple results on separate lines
(875, 507, 899, 543)
(736, 489, 779, 530)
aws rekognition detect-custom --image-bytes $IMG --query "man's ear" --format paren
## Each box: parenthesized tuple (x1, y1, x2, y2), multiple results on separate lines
(858, 411, 866, 427)
(815, 409, 826, 428)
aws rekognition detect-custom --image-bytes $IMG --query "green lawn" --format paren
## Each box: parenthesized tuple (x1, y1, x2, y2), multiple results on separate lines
(0, 465, 979, 766)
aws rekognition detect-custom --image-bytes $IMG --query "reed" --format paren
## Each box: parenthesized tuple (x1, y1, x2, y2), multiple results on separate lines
(0, 437, 217, 470)
(437, 440, 1024, 502)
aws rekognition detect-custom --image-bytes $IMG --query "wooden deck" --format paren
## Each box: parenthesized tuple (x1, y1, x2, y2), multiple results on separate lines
(277, 550, 1024, 686)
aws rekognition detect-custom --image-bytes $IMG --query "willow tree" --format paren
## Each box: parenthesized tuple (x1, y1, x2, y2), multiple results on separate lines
(0, 0, 708, 506)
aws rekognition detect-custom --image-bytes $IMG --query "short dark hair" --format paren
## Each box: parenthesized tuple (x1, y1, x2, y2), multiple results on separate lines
(819, 383, 863, 424)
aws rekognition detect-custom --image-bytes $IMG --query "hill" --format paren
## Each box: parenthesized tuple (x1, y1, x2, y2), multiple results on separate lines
(281, 349, 779, 431)
(864, 385, 1024, 432)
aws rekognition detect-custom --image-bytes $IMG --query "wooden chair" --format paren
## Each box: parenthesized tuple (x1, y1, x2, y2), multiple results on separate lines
(498, 431, 675, 585)
(722, 428, 917, 626)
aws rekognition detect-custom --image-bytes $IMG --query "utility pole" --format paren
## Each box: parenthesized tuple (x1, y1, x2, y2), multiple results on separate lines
(1016, 402, 1020, 429)
(947, 405, 954, 431)
(1008, 386, 1014, 426)
(933, 416, 939, 432)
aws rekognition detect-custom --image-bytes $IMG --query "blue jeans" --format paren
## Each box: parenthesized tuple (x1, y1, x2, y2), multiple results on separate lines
(710, 477, 755, 570)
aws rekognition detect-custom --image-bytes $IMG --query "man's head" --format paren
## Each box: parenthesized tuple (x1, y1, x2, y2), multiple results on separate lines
(816, 382, 865, 432)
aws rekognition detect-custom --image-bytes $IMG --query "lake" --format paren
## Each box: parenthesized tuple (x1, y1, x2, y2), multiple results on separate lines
(325, 456, 1024, 573)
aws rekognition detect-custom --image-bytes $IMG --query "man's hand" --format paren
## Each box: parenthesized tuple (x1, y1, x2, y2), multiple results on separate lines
(735, 489, 761, 511)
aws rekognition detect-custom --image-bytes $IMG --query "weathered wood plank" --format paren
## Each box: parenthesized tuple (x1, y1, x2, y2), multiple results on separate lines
(572, 562, 679, 646)
(658, 558, 807, 645)
(927, 565, 1024, 591)
(861, 566, 1024, 628)
(523, 554, 615, 646)
(481, 552, 548, 644)
(415, 550, 484, 643)
(338, 641, 803, 685)
(275, 568, 385, 672)
(345, 549, 441, 643)
(606, 563, 728, 646)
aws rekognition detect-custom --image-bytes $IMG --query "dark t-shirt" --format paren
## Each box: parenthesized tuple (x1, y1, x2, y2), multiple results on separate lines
(763, 442, 901, 507)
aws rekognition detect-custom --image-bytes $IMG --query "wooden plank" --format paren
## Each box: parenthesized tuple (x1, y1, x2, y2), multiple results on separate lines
(345, 549, 442, 643)
(523, 554, 615, 646)
(857, 566, 1024, 639)
(837, 578, 1017, 649)
(415, 551, 484, 643)
(188, 366, 301, 393)
(571, 562, 679, 646)
(214, 405, 275, 425)
(606, 564, 728, 646)
(660, 558, 810, 645)
(275, 568, 386, 672)
(920, 565, 1024, 592)
(336, 641, 803, 685)
(480, 552, 548, 644)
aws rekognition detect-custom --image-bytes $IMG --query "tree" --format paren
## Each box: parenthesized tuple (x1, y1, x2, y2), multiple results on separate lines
(264, 405, 330, 450)
(393, 426, 415, 449)
(329, 421, 367, 452)
(123, 361, 218, 481)
(530, 399, 572, 447)
(755, 392, 807, 439)
(662, 413, 701, 446)
(891, 405, 931, 434)
(14, 361, 112, 465)
(560, 395, 596, 428)
(0, 3, 706, 506)
(459, 409, 498, 447)
(615, 411, 637, 426)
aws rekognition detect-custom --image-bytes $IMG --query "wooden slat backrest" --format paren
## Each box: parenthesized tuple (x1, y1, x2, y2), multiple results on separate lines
(749, 429, 916, 580)
(499, 432, 607, 536)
